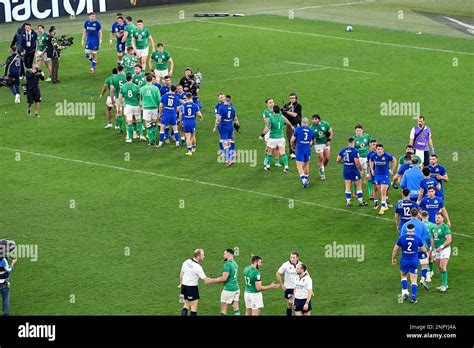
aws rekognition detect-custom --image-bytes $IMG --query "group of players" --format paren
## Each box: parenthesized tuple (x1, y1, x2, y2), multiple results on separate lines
(180, 249, 313, 316)
(86, 12, 453, 310)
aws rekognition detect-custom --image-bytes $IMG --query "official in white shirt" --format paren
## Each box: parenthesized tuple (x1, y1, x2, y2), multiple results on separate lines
(291, 263, 313, 316)
(276, 251, 301, 316)
(179, 249, 210, 316)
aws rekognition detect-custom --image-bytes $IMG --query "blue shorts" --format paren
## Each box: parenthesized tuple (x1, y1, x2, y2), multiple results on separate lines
(161, 112, 177, 126)
(418, 251, 428, 260)
(116, 41, 126, 53)
(343, 169, 361, 181)
(370, 174, 376, 184)
(294, 298, 312, 313)
(218, 128, 233, 142)
(400, 258, 419, 274)
(85, 40, 99, 51)
(183, 122, 196, 134)
(375, 175, 390, 185)
(181, 285, 199, 301)
(295, 146, 311, 162)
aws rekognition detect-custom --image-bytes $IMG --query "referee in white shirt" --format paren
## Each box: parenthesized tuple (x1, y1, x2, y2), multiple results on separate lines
(291, 263, 313, 316)
(179, 249, 210, 316)
(276, 251, 301, 316)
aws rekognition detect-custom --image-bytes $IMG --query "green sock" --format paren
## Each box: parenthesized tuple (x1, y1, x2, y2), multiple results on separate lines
(441, 271, 447, 286)
(265, 154, 272, 166)
(133, 122, 137, 132)
(233, 310, 241, 316)
(281, 154, 289, 167)
(151, 126, 157, 142)
(117, 116, 123, 130)
(137, 121, 144, 136)
(220, 312, 226, 316)
(275, 158, 281, 164)
(352, 182, 357, 194)
(367, 181, 373, 196)
(126, 124, 133, 140)
(428, 262, 433, 272)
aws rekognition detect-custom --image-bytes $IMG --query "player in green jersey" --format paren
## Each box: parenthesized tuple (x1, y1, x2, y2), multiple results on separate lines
(119, 73, 146, 143)
(398, 145, 423, 169)
(122, 47, 136, 75)
(262, 99, 282, 167)
(432, 213, 452, 292)
(353, 125, 371, 196)
(149, 43, 174, 83)
(133, 19, 154, 68)
(140, 74, 161, 146)
(132, 65, 146, 88)
(243, 256, 280, 316)
(206, 249, 241, 316)
(121, 16, 137, 50)
(109, 66, 127, 133)
(311, 114, 333, 180)
(421, 211, 436, 283)
(259, 105, 294, 172)
(35, 25, 51, 81)
(99, 68, 118, 129)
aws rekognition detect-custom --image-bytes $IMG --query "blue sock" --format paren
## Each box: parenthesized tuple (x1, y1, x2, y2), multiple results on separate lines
(421, 269, 427, 279)
(187, 146, 192, 152)
(224, 147, 230, 162)
(91, 60, 96, 69)
(165, 128, 169, 140)
(300, 174, 305, 183)
(401, 279, 408, 290)
(345, 192, 351, 201)
(230, 141, 235, 152)
(192, 144, 196, 149)
(85, 53, 93, 62)
(411, 284, 417, 299)
(219, 142, 224, 153)
(174, 132, 180, 143)
(159, 132, 165, 142)
(357, 191, 363, 199)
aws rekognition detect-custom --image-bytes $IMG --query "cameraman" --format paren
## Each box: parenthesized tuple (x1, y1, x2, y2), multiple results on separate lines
(18, 22, 37, 69)
(179, 67, 198, 97)
(282, 93, 302, 159)
(25, 64, 44, 117)
(45, 26, 61, 83)
(4, 46, 25, 104)
(0, 239, 17, 316)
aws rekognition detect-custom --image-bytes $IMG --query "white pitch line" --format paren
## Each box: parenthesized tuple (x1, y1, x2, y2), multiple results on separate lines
(284, 60, 379, 75)
(206, 67, 330, 83)
(253, 1, 371, 15)
(1, 146, 471, 239)
(166, 44, 199, 51)
(202, 21, 474, 56)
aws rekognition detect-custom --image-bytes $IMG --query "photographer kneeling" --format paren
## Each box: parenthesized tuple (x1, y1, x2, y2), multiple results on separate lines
(25, 63, 44, 117)
(282, 93, 302, 159)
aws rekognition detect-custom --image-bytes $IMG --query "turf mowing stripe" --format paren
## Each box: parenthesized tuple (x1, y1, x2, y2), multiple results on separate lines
(253, 1, 372, 14)
(206, 67, 330, 83)
(1, 146, 472, 239)
(202, 21, 474, 56)
(283, 60, 380, 75)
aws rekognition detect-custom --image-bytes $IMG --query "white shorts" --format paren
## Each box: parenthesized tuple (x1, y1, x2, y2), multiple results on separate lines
(143, 109, 158, 122)
(36, 51, 50, 62)
(264, 132, 270, 143)
(106, 96, 117, 108)
(244, 292, 264, 310)
(220, 289, 240, 304)
(124, 105, 141, 121)
(415, 149, 427, 165)
(419, 256, 429, 265)
(154, 69, 169, 79)
(315, 143, 330, 154)
(434, 246, 451, 260)
(267, 137, 285, 149)
(359, 157, 368, 172)
(136, 47, 149, 58)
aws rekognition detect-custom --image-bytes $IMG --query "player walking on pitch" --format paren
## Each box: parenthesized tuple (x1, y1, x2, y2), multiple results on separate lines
(290, 118, 315, 188)
(311, 114, 333, 180)
(432, 213, 452, 292)
(276, 252, 301, 316)
(206, 249, 241, 316)
(243, 256, 280, 316)
(82, 12, 102, 74)
(370, 144, 397, 215)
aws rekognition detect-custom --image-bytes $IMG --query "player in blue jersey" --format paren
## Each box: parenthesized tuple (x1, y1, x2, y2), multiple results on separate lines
(214, 93, 226, 157)
(158, 85, 181, 148)
(160, 75, 174, 95)
(391, 155, 412, 189)
(428, 154, 448, 199)
(419, 187, 451, 226)
(290, 118, 315, 188)
(336, 138, 367, 207)
(366, 140, 379, 207)
(369, 144, 397, 215)
(179, 93, 203, 156)
(400, 208, 431, 290)
(176, 85, 187, 146)
(395, 189, 419, 233)
(110, 15, 126, 65)
(417, 167, 441, 203)
(82, 12, 103, 74)
(392, 224, 428, 303)
(213, 98, 239, 167)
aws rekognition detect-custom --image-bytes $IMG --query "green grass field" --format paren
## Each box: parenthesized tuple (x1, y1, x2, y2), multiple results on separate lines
(0, 0, 473, 316)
